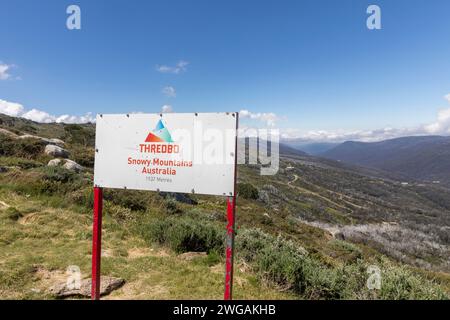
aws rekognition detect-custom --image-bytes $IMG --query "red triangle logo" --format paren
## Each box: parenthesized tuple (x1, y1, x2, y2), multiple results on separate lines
(145, 132, 165, 143)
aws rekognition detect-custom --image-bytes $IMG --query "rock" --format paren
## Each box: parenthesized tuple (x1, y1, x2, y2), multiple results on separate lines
(0, 128, 65, 146)
(178, 252, 207, 261)
(48, 138, 65, 146)
(0, 128, 18, 138)
(45, 145, 69, 158)
(18, 134, 65, 146)
(334, 232, 345, 240)
(63, 159, 83, 172)
(49, 276, 125, 298)
(48, 158, 83, 172)
(47, 159, 62, 167)
(258, 190, 270, 204)
(159, 192, 197, 205)
(18, 134, 41, 140)
(327, 227, 345, 240)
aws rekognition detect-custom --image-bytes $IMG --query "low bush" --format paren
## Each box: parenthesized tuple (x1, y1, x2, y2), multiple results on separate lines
(41, 166, 76, 183)
(70, 145, 95, 168)
(0, 136, 45, 159)
(164, 197, 182, 214)
(4, 207, 23, 221)
(104, 202, 135, 222)
(0, 157, 42, 169)
(236, 228, 448, 299)
(139, 216, 224, 254)
(103, 189, 149, 212)
(237, 183, 259, 200)
(379, 264, 448, 300)
(63, 124, 95, 147)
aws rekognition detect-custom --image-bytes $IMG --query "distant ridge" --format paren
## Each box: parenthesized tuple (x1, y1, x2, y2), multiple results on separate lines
(321, 135, 450, 186)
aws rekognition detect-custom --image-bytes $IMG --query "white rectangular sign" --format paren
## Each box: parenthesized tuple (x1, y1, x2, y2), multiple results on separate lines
(94, 112, 238, 196)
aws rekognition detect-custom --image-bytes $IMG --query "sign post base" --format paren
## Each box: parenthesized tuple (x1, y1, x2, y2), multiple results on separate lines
(224, 195, 236, 300)
(91, 186, 103, 300)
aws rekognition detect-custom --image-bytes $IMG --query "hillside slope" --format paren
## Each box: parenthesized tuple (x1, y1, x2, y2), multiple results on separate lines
(1, 114, 449, 299)
(321, 136, 450, 186)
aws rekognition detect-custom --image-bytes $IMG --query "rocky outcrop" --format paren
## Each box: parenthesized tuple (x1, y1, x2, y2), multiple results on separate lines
(18, 134, 64, 146)
(63, 159, 83, 172)
(0, 127, 65, 146)
(49, 276, 125, 298)
(45, 145, 69, 158)
(47, 159, 62, 167)
(0, 128, 18, 138)
(159, 192, 198, 205)
(47, 158, 83, 172)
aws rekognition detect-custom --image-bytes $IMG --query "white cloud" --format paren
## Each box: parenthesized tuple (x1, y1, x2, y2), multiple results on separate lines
(162, 86, 176, 97)
(445, 94, 450, 104)
(55, 113, 96, 124)
(21, 109, 56, 123)
(240, 109, 279, 127)
(0, 63, 12, 80)
(424, 108, 450, 135)
(0, 98, 95, 124)
(281, 105, 450, 143)
(280, 127, 421, 142)
(0, 99, 24, 116)
(156, 60, 189, 74)
(161, 105, 173, 113)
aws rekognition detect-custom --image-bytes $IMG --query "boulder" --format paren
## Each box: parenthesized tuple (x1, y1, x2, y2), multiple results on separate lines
(159, 192, 197, 205)
(0, 128, 18, 138)
(63, 159, 83, 172)
(47, 159, 62, 167)
(18, 134, 65, 146)
(49, 276, 125, 298)
(48, 138, 65, 146)
(45, 145, 69, 158)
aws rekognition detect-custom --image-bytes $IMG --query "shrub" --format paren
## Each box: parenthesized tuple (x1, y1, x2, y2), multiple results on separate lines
(41, 166, 76, 183)
(5, 207, 23, 221)
(236, 228, 448, 300)
(237, 183, 259, 200)
(103, 189, 149, 211)
(164, 197, 182, 214)
(379, 264, 448, 300)
(0, 136, 45, 159)
(0, 157, 42, 169)
(64, 124, 95, 147)
(69, 187, 94, 209)
(104, 202, 135, 222)
(70, 145, 95, 168)
(140, 216, 224, 254)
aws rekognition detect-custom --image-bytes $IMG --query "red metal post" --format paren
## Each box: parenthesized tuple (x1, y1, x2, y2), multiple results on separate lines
(224, 112, 238, 300)
(91, 186, 103, 300)
(224, 195, 236, 300)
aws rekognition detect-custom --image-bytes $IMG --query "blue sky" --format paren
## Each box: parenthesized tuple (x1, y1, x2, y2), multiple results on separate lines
(1, 0, 450, 141)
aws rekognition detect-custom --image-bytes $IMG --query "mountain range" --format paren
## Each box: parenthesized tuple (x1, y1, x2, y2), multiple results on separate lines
(318, 136, 450, 187)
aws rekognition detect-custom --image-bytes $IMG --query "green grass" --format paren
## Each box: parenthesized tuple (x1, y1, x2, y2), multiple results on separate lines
(0, 124, 449, 299)
(0, 191, 294, 299)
